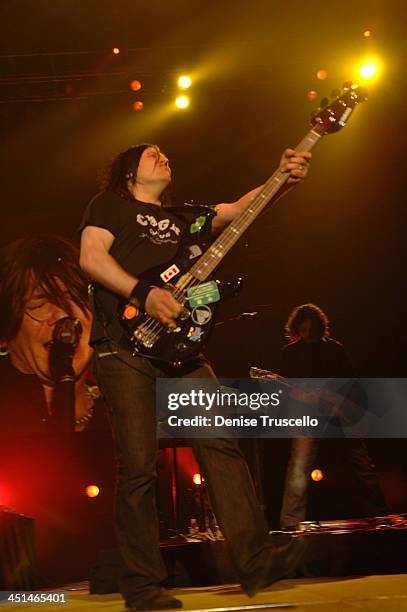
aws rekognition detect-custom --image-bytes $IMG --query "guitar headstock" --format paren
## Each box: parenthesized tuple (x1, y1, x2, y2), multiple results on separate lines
(311, 82, 367, 135)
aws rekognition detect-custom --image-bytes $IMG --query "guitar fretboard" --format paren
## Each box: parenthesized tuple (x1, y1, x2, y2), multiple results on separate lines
(188, 126, 323, 282)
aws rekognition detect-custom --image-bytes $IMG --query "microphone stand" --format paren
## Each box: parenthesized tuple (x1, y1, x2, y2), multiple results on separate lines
(214, 311, 258, 327)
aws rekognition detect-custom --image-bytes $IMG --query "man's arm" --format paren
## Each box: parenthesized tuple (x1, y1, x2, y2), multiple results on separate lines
(80, 225, 182, 327)
(80, 226, 136, 298)
(212, 148, 311, 233)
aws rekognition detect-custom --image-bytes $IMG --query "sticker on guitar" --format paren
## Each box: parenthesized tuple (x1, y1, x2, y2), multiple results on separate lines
(191, 305, 212, 325)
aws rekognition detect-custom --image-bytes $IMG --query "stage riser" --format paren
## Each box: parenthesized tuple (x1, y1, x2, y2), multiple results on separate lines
(89, 527, 407, 593)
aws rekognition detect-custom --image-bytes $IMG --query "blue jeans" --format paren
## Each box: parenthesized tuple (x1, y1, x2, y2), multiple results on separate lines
(280, 437, 388, 528)
(94, 342, 269, 604)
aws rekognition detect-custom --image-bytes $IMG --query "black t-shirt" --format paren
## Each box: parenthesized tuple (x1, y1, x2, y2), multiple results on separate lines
(278, 338, 359, 431)
(79, 190, 186, 345)
(0, 357, 110, 437)
(279, 338, 353, 378)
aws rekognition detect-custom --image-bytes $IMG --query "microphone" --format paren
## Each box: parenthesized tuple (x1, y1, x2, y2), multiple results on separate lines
(50, 317, 82, 383)
(49, 317, 82, 433)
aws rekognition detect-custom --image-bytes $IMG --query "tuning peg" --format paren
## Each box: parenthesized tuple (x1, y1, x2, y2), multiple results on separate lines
(320, 97, 329, 108)
(342, 80, 353, 91)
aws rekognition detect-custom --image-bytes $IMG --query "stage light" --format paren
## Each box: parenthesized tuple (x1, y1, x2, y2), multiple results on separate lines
(132, 100, 144, 111)
(85, 485, 100, 498)
(178, 75, 192, 89)
(112, 47, 120, 55)
(192, 473, 202, 485)
(358, 60, 379, 80)
(363, 30, 372, 38)
(311, 469, 324, 482)
(130, 79, 142, 91)
(0, 482, 11, 505)
(316, 69, 328, 80)
(175, 96, 189, 109)
(307, 90, 318, 101)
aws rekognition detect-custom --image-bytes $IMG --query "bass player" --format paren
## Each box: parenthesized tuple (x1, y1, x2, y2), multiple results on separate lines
(79, 143, 311, 610)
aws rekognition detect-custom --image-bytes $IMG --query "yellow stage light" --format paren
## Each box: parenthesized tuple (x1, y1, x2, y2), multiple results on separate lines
(359, 60, 379, 80)
(192, 473, 202, 485)
(311, 469, 324, 482)
(175, 95, 189, 109)
(112, 47, 120, 55)
(85, 485, 100, 497)
(363, 30, 372, 38)
(178, 75, 192, 89)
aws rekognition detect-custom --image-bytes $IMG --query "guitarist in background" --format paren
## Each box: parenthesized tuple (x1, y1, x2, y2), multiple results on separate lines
(79, 143, 311, 610)
(278, 303, 389, 530)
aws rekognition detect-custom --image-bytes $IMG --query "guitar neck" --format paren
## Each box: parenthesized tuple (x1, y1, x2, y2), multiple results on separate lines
(189, 126, 323, 282)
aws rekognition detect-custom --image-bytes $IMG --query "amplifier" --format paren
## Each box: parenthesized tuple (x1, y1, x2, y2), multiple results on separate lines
(0, 507, 37, 590)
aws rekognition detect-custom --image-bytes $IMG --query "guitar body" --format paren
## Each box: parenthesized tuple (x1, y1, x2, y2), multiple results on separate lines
(119, 210, 242, 366)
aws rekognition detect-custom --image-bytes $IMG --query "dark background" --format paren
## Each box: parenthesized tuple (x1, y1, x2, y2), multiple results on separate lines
(0, 0, 404, 375)
(0, 0, 406, 576)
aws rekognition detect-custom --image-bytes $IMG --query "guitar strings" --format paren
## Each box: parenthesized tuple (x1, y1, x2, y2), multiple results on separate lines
(135, 274, 202, 340)
(132, 131, 321, 345)
(133, 171, 288, 341)
(134, 173, 286, 340)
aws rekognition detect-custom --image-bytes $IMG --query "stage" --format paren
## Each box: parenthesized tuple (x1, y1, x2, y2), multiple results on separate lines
(3, 574, 406, 611)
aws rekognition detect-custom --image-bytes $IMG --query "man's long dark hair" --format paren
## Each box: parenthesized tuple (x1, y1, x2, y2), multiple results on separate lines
(0, 235, 90, 342)
(101, 143, 172, 206)
(284, 303, 330, 342)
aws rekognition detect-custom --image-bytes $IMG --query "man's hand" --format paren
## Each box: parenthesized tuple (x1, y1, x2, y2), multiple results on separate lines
(145, 287, 182, 328)
(280, 148, 312, 184)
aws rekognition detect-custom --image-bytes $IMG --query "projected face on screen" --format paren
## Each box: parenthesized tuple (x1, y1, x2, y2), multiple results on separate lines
(7, 280, 93, 384)
(0, 236, 93, 386)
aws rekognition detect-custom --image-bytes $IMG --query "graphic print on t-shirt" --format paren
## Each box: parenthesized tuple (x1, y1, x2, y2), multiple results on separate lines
(136, 213, 181, 245)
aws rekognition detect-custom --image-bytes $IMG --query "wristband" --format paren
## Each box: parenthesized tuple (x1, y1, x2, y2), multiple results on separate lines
(129, 280, 153, 309)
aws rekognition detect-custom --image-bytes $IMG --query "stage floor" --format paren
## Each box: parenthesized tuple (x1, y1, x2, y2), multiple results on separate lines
(5, 574, 405, 611)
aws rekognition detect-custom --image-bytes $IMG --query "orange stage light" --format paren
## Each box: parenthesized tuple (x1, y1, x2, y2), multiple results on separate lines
(130, 80, 142, 92)
(85, 485, 100, 498)
(311, 469, 324, 482)
(316, 69, 328, 80)
(307, 90, 318, 101)
(132, 100, 144, 111)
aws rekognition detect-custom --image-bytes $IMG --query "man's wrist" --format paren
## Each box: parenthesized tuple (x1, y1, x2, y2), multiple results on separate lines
(129, 280, 153, 309)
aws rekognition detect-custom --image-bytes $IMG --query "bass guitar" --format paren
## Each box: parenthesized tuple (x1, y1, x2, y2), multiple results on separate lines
(120, 83, 367, 366)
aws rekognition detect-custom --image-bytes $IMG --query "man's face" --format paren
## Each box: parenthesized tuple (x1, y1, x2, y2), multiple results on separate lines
(298, 319, 318, 343)
(6, 282, 93, 385)
(136, 146, 171, 185)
